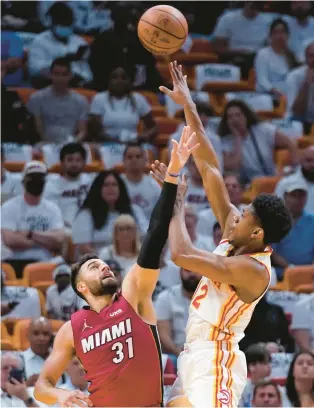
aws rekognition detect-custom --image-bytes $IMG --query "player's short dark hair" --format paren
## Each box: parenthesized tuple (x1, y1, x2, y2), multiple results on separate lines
(60, 142, 87, 162)
(51, 57, 71, 73)
(71, 254, 99, 300)
(253, 379, 281, 400)
(49, 2, 73, 26)
(245, 344, 271, 369)
(123, 142, 145, 159)
(252, 193, 292, 245)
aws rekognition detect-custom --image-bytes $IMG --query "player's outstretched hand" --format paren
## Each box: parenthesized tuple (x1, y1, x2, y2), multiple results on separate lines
(159, 61, 193, 106)
(57, 389, 93, 407)
(150, 160, 167, 187)
(170, 125, 199, 170)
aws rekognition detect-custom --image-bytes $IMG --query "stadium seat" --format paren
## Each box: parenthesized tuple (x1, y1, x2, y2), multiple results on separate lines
(155, 117, 181, 134)
(272, 378, 286, 386)
(256, 95, 287, 120)
(1, 263, 17, 281)
(157, 63, 195, 89)
(295, 284, 313, 294)
(297, 136, 314, 149)
(3, 161, 26, 172)
(1, 322, 11, 341)
(274, 149, 293, 171)
(23, 263, 57, 287)
(242, 176, 281, 203)
(285, 265, 314, 292)
(200, 69, 255, 93)
(8, 88, 36, 104)
(1, 339, 16, 350)
(33, 281, 54, 296)
(75, 88, 97, 103)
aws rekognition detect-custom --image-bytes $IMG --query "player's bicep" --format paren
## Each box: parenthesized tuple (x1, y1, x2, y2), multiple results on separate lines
(122, 263, 159, 300)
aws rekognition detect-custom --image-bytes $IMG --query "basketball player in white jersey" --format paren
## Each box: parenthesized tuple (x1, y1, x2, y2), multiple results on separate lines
(157, 62, 292, 408)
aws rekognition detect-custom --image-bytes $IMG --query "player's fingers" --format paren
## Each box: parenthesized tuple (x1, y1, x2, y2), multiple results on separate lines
(171, 139, 179, 151)
(160, 162, 167, 171)
(184, 75, 188, 83)
(186, 132, 197, 148)
(68, 397, 87, 407)
(182, 173, 188, 185)
(169, 61, 176, 82)
(172, 61, 180, 82)
(159, 86, 172, 96)
(189, 142, 200, 153)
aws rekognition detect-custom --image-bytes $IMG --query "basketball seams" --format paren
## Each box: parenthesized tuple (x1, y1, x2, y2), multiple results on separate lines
(153, 8, 187, 35)
(139, 18, 185, 40)
(138, 32, 185, 52)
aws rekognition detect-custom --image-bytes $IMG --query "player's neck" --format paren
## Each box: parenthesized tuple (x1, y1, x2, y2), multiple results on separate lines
(233, 241, 265, 256)
(88, 294, 116, 312)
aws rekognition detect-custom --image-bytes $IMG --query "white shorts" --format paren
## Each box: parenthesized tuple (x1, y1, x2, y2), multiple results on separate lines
(167, 341, 247, 408)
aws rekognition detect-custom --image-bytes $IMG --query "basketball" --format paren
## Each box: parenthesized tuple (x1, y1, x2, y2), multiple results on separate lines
(137, 5, 188, 55)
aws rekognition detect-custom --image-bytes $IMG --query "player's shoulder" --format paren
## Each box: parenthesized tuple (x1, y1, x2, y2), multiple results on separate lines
(55, 320, 74, 343)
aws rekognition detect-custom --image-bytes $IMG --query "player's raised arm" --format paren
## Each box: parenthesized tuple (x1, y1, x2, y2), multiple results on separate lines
(160, 61, 240, 233)
(34, 321, 92, 407)
(122, 126, 199, 320)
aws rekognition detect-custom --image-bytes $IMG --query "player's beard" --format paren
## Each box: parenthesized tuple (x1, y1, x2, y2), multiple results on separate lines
(89, 278, 118, 297)
(181, 277, 200, 293)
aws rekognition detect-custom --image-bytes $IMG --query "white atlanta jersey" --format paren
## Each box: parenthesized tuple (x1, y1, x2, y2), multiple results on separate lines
(186, 239, 272, 345)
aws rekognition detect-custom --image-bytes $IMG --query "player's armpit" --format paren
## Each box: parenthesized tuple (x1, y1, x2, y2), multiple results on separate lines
(34, 321, 75, 405)
(172, 247, 269, 302)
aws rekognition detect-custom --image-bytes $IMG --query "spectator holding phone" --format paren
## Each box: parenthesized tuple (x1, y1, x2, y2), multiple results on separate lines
(28, 2, 92, 89)
(1, 352, 39, 407)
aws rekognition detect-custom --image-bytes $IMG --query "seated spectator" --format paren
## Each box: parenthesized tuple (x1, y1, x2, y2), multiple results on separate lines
(240, 296, 295, 353)
(155, 268, 201, 364)
(1, 148, 22, 204)
(240, 344, 272, 407)
(255, 19, 297, 96)
(59, 357, 89, 394)
(185, 158, 209, 212)
(213, 2, 270, 77)
(291, 293, 314, 354)
(1, 273, 41, 320)
(286, 1, 314, 64)
(28, 58, 89, 144)
(89, 65, 157, 144)
(121, 143, 160, 220)
(28, 2, 92, 88)
(1, 352, 39, 408)
(72, 170, 147, 255)
(286, 41, 314, 130)
(275, 146, 314, 214)
(1, 62, 39, 145)
(1, 161, 65, 278)
(219, 100, 298, 184)
(284, 351, 314, 407)
(44, 143, 94, 228)
(99, 214, 140, 278)
(1, 30, 23, 87)
(46, 264, 86, 321)
(102, 259, 123, 291)
(252, 380, 282, 408)
(156, 246, 181, 293)
(272, 177, 314, 280)
(197, 174, 246, 237)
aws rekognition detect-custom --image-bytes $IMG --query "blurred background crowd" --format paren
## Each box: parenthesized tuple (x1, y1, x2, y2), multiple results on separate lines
(1, 1, 314, 407)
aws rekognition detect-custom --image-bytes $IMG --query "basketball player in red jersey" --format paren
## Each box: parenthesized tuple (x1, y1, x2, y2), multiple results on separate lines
(33, 125, 199, 408)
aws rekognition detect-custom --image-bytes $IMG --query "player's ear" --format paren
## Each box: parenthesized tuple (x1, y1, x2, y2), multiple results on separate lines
(77, 282, 86, 296)
(251, 227, 264, 241)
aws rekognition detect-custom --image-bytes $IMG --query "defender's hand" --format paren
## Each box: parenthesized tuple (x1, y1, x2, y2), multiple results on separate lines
(57, 389, 93, 407)
(169, 125, 199, 171)
(159, 61, 193, 106)
(150, 161, 167, 187)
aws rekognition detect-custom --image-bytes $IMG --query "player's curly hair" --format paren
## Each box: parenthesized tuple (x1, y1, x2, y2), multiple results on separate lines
(71, 254, 99, 300)
(252, 193, 292, 245)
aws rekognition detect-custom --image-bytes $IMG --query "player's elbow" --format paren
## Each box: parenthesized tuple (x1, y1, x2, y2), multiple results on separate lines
(170, 246, 189, 266)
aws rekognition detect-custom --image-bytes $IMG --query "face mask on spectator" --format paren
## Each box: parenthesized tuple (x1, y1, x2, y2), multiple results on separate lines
(25, 174, 45, 196)
(54, 25, 73, 39)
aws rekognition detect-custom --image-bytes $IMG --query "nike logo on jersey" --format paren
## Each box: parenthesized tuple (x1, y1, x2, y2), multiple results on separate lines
(110, 309, 122, 317)
(82, 319, 93, 331)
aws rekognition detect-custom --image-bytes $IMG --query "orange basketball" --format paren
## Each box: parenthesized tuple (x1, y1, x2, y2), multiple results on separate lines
(137, 5, 188, 55)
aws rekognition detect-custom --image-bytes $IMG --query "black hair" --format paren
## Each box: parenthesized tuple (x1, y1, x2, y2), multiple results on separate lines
(286, 351, 314, 407)
(107, 65, 136, 110)
(252, 193, 292, 245)
(48, 2, 73, 26)
(218, 100, 260, 137)
(195, 102, 215, 117)
(123, 142, 145, 159)
(51, 57, 71, 73)
(60, 142, 87, 162)
(253, 379, 281, 401)
(269, 18, 298, 69)
(71, 253, 99, 300)
(79, 170, 133, 229)
(245, 344, 271, 370)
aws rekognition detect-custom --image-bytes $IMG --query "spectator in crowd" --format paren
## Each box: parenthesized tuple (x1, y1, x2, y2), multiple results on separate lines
(287, 1, 314, 64)
(212, 222, 223, 247)
(183, 158, 209, 212)
(197, 174, 246, 237)
(252, 380, 282, 408)
(21, 318, 54, 386)
(271, 177, 314, 280)
(156, 245, 181, 293)
(121, 143, 160, 220)
(1, 352, 39, 407)
(1, 148, 22, 204)
(28, 2, 92, 88)
(89, 65, 157, 144)
(1, 62, 38, 145)
(59, 357, 89, 394)
(291, 293, 314, 354)
(285, 351, 314, 407)
(102, 259, 123, 291)
(213, 1, 270, 77)
(44, 143, 93, 228)
(46, 264, 86, 321)
(28, 58, 89, 144)
(255, 19, 297, 96)
(275, 146, 314, 214)
(286, 41, 314, 130)
(1, 161, 65, 278)
(219, 100, 298, 184)
(156, 268, 201, 364)
(99, 214, 140, 278)
(1, 30, 24, 87)
(240, 295, 295, 353)
(240, 344, 272, 407)
(72, 170, 147, 254)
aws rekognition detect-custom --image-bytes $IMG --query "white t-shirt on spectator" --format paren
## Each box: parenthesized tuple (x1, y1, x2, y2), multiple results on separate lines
(285, 16, 314, 63)
(46, 284, 86, 321)
(185, 180, 209, 212)
(286, 65, 314, 122)
(72, 205, 148, 253)
(290, 293, 314, 349)
(1, 286, 41, 320)
(90, 91, 151, 142)
(163, 235, 212, 263)
(1, 171, 22, 203)
(1, 195, 64, 260)
(155, 284, 190, 348)
(44, 173, 95, 226)
(121, 174, 160, 220)
(28, 30, 92, 82)
(255, 46, 291, 94)
(158, 261, 181, 290)
(213, 9, 270, 52)
(98, 244, 137, 278)
(0, 389, 27, 407)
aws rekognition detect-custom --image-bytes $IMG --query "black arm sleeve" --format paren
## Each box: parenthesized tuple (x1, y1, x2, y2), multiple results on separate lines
(137, 181, 178, 270)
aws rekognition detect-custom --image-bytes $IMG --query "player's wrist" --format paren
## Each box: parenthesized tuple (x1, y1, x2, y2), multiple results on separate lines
(167, 161, 181, 175)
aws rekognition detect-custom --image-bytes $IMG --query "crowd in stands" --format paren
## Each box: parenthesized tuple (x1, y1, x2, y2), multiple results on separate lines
(1, 1, 314, 407)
